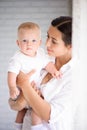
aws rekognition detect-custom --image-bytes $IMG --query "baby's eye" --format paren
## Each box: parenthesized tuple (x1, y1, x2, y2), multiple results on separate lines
(22, 39, 27, 43)
(32, 39, 37, 43)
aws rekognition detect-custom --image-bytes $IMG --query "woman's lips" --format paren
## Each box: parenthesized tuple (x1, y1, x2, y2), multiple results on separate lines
(47, 48, 53, 53)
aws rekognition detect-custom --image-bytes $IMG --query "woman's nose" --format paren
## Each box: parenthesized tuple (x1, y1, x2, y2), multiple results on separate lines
(46, 39, 51, 47)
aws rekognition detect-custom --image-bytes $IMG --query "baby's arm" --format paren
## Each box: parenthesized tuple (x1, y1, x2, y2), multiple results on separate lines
(45, 62, 62, 78)
(8, 72, 20, 100)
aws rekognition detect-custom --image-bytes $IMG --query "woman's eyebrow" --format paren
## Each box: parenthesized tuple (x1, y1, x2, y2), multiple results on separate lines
(47, 32, 57, 41)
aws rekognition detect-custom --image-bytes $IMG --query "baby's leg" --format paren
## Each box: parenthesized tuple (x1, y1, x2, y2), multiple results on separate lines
(31, 110, 42, 125)
(14, 109, 27, 130)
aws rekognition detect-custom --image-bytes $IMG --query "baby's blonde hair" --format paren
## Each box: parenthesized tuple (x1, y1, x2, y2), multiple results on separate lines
(17, 22, 41, 38)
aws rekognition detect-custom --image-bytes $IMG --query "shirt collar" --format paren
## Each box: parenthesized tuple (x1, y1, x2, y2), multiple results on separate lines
(60, 56, 78, 73)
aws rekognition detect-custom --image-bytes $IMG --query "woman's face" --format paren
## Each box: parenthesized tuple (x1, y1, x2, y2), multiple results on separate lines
(46, 26, 71, 58)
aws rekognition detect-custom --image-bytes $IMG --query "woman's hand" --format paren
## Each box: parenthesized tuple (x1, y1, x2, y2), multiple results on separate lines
(16, 70, 35, 89)
(31, 81, 44, 99)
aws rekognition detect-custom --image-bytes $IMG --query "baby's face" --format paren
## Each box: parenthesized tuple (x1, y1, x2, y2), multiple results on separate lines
(17, 29, 41, 57)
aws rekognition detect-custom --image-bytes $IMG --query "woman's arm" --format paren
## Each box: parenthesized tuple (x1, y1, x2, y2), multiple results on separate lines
(17, 71, 51, 122)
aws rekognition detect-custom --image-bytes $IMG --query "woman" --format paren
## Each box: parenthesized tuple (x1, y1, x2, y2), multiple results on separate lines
(10, 16, 75, 130)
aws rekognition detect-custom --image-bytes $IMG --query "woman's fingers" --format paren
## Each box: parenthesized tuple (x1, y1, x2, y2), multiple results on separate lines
(31, 81, 37, 89)
(31, 81, 42, 97)
(16, 69, 36, 87)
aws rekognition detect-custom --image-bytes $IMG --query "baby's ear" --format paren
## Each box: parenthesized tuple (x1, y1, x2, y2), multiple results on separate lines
(16, 40, 19, 46)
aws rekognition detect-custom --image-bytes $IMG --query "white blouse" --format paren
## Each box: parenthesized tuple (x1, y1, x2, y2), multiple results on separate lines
(22, 57, 77, 130)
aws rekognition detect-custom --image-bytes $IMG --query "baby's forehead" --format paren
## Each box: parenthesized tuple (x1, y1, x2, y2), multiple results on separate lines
(17, 29, 41, 40)
(18, 28, 40, 35)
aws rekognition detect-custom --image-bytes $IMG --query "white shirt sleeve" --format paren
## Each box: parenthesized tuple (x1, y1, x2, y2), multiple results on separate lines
(8, 56, 21, 74)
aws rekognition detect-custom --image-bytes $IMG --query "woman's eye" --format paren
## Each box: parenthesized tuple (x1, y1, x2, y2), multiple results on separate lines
(52, 40, 57, 44)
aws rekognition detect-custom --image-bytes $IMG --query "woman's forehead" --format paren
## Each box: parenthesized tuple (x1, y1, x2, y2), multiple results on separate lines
(47, 26, 62, 39)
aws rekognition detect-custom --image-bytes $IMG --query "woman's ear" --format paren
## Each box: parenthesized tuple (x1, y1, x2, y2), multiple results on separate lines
(67, 44, 72, 49)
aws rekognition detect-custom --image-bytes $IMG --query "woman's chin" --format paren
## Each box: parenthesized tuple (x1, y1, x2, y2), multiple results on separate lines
(47, 52, 53, 56)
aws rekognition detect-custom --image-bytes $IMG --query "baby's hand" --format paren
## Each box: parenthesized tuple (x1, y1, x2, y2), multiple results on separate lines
(52, 70, 63, 79)
(10, 87, 20, 101)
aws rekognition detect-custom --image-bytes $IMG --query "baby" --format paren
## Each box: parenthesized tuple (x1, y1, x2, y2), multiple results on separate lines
(7, 22, 61, 130)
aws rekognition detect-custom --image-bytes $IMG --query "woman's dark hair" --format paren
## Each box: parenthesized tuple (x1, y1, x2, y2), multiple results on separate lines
(51, 16, 72, 46)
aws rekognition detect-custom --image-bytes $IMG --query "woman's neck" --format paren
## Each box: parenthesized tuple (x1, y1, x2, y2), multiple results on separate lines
(55, 52, 72, 70)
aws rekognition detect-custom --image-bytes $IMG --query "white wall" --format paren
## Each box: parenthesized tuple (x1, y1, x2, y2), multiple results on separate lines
(0, 0, 71, 130)
(72, 0, 87, 129)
